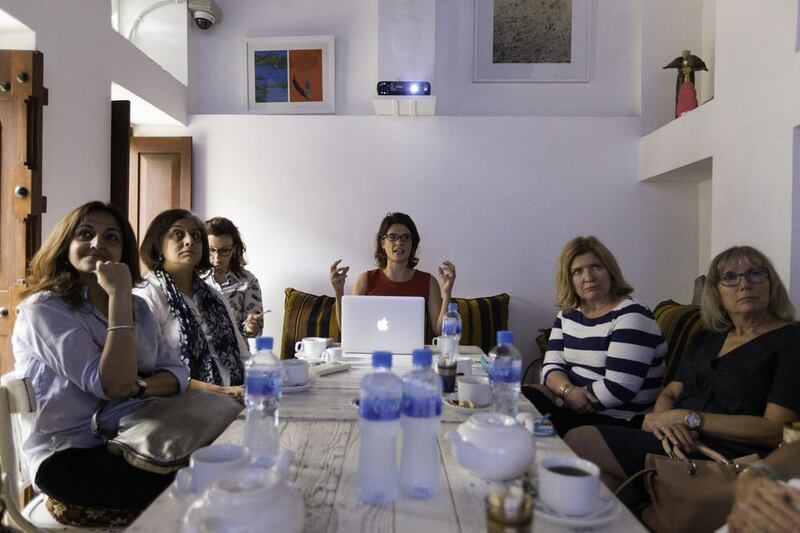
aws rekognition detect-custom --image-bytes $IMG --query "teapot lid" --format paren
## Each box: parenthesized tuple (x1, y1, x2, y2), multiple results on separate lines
(469, 412, 517, 428)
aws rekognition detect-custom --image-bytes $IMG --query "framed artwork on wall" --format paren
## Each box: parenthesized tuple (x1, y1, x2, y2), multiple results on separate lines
(247, 35, 335, 113)
(473, 0, 592, 83)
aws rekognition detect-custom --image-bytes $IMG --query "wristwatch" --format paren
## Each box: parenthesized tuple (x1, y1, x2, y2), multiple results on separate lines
(683, 410, 704, 430)
(130, 378, 148, 399)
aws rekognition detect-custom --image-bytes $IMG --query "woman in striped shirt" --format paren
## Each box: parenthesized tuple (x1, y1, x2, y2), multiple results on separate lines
(524, 236, 666, 436)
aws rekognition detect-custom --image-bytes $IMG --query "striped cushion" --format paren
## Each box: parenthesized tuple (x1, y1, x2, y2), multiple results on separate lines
(653, 300, 703, 384)
(280, 288, 340, 359)
(453, 294, 510, 354)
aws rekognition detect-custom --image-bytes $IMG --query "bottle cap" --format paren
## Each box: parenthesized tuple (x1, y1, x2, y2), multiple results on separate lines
(412, 348, 433, 367)
(255, 336, 273, 350)
(497, 331, 513, 344)
(372, 351, 392, 368)
(447, 302, 459, 312)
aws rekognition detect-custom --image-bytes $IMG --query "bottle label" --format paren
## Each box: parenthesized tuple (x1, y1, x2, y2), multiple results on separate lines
(245, 372, 282, 396)
(401, 394, 442, 418)
(360, 397, 401, 421)
(488, 360, 521, 383)
(442, 321, 461, 336)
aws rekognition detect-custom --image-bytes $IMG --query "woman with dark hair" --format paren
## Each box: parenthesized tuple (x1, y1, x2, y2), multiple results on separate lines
(203, 216, 264, 338)
(524, 235, 666, 436)
(134, 209, 247, 400)
(12, 201, 188, 516)
(329, 212, 456, 340)
(566, 245, 800, 505)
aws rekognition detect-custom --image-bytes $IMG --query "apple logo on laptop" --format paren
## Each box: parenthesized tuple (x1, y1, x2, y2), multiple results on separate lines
(377, 317, 389, 332)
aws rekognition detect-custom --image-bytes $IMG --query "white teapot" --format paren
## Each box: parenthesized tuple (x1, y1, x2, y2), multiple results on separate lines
(182, 451, 304, 533)
(445, 411, 535, 481)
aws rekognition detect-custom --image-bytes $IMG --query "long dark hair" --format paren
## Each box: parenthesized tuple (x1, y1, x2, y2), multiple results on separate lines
(206, 216, 247, 276)
(21, 201, 141, 308)
(140, 209, 211, 273)
(373, 212, 420, 269)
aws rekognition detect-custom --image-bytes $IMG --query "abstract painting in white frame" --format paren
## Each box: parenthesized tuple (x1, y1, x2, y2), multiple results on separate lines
(474, 0, 592, 83)
(247, 35, 335, 113)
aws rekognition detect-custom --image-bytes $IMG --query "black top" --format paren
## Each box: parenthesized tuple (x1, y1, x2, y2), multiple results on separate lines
(672, 323, 800, 455)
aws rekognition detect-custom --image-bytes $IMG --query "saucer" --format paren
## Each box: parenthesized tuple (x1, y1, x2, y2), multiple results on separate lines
(282, 377, 316, 393)
(533, 494, 620, 528)
(294, 351, 324, 363)
(443, 393, 489, 414)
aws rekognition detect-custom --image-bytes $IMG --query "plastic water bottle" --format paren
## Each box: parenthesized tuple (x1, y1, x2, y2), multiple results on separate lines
(488, 330, 522, 416)
(357, 351, 402, 505)
(440, 302, 462, 364)
(242, 336, 282, 468)
(400, 349, 442, 499)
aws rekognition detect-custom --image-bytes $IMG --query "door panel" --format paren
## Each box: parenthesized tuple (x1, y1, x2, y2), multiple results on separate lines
(0, 51, 46, 375)
(129, 136, 192, 240)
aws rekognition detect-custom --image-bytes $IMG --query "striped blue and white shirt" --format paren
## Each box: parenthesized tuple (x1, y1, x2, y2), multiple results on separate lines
(541, 298, 666, 420)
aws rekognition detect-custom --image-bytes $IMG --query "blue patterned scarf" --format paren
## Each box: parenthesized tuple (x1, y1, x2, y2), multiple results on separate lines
(154, 269, 244, 386)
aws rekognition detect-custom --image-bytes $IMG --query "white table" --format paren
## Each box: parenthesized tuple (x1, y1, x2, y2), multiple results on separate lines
(127, 348, 646, 532)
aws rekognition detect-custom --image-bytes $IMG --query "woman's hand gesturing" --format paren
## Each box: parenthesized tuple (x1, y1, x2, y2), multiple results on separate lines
(438, 261, 456, 296)
(330, 259, 349, 296)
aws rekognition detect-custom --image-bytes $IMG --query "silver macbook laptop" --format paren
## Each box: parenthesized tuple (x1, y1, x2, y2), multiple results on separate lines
(341, 295, 425, 355)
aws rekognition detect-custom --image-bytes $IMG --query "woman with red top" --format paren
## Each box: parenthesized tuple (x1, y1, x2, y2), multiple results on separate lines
(330, 212, 456, 340)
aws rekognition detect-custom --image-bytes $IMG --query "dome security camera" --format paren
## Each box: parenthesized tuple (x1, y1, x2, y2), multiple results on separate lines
(188, 0, 222, 30)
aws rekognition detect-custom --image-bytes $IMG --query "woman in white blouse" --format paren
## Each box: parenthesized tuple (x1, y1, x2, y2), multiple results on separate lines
(12, 201, 189, 515)
(134, 209, 248, 400)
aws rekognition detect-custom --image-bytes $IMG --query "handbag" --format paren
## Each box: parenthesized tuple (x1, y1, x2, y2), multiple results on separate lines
(616, 441, 758, 533)
(93, 390, 243, 474)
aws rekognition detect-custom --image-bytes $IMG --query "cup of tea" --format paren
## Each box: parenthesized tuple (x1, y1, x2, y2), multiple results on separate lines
(176, 444, 251, 494)
(294, 337, 329, 360)
(457, 375, 490, 407)
(283, 358, 310, 386)
(537, 457, 601, 516)
(323, 346, 343, 362)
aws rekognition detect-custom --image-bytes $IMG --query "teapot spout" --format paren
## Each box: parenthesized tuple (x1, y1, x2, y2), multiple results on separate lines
(444, 429, 480, 470)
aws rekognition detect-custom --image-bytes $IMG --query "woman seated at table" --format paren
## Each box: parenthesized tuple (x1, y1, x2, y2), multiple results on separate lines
(565, 245, 800, 498)
(12, 201, 189, 515)
(202, 216, 264, 338)
(524, 236, 666, 437)
(135, 209, 248, 400)
(329, 212, 456, 341)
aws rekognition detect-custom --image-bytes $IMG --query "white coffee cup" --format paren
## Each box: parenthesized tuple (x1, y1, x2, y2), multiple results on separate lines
(283, 358, 310, 386)
(323, 346, 343, 362)
(177, 444, 251, 494)
(294, 337, 329, 359)
(538, 456, 601, 516)
(456, 375, 490, 407)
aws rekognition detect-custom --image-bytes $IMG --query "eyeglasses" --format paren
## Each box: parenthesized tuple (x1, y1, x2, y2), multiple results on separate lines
(209, 247, 233, 257)
(719, 268, 769, 287)
(383, 233, 412, 243)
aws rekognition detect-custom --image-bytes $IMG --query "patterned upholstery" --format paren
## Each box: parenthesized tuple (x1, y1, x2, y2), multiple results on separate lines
(45, 495, 136, 528)
(453, 294, 510, 354)
(653, 299, 703, 384)
(280, 288, 340, 359)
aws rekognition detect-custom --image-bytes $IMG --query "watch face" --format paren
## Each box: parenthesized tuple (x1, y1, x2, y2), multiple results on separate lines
(686, 412, 701, 429)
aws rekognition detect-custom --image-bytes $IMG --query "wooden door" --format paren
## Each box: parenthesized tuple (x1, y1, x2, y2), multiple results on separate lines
(128, 136, 192, 240)
(0, 51, 46, 375)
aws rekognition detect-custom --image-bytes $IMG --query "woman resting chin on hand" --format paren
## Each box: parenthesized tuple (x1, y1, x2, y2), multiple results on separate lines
(12, 202, 190, 518)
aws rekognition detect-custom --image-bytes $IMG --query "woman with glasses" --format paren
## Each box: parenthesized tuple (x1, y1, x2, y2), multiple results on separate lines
(329, 212, 456, 340)
(202, 217, 264, 338)
(135, 209, 248, 401)
(565, 246, 800, 503)
(525, 236, 667, 436)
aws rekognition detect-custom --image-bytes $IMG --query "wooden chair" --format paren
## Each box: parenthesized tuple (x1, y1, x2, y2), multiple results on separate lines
(0, 376, 120, 532)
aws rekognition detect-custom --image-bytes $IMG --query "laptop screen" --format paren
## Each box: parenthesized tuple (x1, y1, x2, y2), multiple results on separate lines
(341, 295, 425, 355)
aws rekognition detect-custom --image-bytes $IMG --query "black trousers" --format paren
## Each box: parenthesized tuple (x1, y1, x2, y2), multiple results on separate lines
(522, 386, 644, 438)
(35, 446, 175, 510)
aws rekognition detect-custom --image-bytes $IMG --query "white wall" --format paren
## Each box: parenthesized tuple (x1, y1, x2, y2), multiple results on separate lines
(0, 0, 188, 234)
(138, 114, 700, 360)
